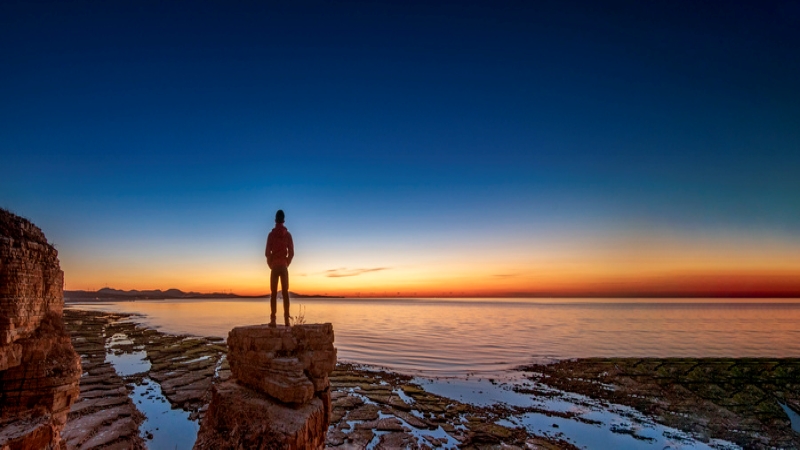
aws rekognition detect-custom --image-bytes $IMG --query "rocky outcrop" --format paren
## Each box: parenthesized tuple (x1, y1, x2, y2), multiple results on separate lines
(61, 311, 146, 449)
(0, 209, 81, 450)
(194, 323, 337, 450)
(227, 323, 336, 404)
(197, 379, 328, 449)
(0, 210, 64, 370)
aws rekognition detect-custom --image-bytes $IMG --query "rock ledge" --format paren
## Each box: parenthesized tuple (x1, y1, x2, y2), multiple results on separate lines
(194, 323, 337, 450)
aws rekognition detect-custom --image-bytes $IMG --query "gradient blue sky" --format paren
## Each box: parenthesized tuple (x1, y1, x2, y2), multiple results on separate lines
(2, 1, 799, 295)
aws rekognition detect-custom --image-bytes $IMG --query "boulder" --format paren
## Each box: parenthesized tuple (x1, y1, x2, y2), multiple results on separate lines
(195, 323, 337, 450)
(193, 380, 329, 450)
(226, 323, 336, 404)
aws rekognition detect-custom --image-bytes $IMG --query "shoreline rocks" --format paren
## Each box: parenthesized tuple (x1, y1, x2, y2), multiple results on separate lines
(521, 357, 800, 448)
(197, 379, 328, 449)
(194, 324, 337, 450)
(61, 311, 147, 449)
(227, 323, 336, 404)
(0, 209, 81, 450)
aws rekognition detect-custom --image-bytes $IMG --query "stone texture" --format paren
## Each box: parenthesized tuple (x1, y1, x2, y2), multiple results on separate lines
(194, 380, 329, 450)
(195, 323, 337, 450)
(226, 323, 336, 404)
(523, 358, 800, 449)
(0, 209, 81, 450)
(0, 314, 81, 420)
(0, 209, 64, 350)
(61, 310, 147, 449)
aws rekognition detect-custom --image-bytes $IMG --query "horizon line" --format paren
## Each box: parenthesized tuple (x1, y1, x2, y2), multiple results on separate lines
(63, 287, 800, 299)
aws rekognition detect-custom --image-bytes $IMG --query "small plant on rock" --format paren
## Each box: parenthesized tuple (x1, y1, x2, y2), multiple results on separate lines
(290, 304, 306, 326)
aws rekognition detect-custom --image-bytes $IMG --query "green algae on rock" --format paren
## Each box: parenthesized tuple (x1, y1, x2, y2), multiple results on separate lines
(521, 358, 800, 449)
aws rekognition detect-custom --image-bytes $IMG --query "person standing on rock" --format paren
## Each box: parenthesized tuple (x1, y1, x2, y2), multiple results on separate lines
(265, 209, 294, 327)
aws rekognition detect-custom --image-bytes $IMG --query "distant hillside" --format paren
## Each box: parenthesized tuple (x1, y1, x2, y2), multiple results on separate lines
(64, 287, 340, 301)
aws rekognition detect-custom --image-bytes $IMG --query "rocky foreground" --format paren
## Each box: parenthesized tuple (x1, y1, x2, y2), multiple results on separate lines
(6, 207, 796, 449)
(521, 358, 800, 449)
(59, 309, 800, 449)
(195, 323, 337, 449)
(62, 310, 227, 448)
(62, 309, 572, 449)
(1, 209, 81, 450)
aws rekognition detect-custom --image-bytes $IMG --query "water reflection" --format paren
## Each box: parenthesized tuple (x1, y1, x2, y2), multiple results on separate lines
(73, 298, 800, 376)
(132, 380, 198, 450)
(105, 333, 151, 376)
(422, 376, 739, 449)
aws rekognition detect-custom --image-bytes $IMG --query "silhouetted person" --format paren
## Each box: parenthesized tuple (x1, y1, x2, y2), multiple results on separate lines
(265, 209, 294, 327)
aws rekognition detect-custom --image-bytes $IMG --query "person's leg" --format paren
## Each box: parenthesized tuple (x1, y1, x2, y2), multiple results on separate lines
(270, 268, 279, 326)
(280, 266, 290, 326)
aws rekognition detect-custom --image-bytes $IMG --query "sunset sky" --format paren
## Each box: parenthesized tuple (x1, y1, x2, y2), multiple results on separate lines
(2, 1, 799, 297)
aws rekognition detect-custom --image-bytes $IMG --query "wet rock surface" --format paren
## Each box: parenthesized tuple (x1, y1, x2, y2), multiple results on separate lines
(61, 311, 577, 449)
(131, 327, 227, 419)
(521, 358, 800, 449)
(326, 363, 573, 450)
(62, 310, 146, 449)
(63, 309, 800, 449)
(0, 209, 81, 450)
(63, 309, 228, 448)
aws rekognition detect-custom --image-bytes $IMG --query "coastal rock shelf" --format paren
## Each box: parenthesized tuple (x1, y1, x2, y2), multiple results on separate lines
(324, 364, 561, 449)
(0, 209, 81, 450)
(62, 312, 567, 450)
(62, 309, 229, 448)
(62, 311, 146, 449)
(521, 358, 800, 449)
(60, 308, 800, 448)
(194, 324, 338, 450)
(127, 324, 228, 418)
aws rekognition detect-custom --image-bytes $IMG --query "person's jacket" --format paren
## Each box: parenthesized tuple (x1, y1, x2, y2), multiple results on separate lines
(265, 223, 294, 269)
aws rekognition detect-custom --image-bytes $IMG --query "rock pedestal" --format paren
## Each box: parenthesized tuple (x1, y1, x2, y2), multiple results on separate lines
(194, 324, 337, 450)
(0, 209, 81, 450)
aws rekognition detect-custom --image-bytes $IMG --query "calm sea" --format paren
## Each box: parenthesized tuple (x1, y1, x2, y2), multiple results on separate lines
(67, 298, 800, 377)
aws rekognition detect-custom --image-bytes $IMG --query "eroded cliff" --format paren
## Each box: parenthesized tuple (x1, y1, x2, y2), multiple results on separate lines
(0, 209, 81, 450)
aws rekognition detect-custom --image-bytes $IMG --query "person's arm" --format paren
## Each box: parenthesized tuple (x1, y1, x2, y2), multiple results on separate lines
(265, 233, 273, 269)
(287, 233, 294, 266)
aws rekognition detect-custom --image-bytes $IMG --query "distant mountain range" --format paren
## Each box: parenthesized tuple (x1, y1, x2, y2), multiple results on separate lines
(64, 287, 340, 301)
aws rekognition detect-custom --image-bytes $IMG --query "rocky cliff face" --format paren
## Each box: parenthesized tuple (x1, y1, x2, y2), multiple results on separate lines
(194, 323, 337, 450)
(0, 209, 81, 450)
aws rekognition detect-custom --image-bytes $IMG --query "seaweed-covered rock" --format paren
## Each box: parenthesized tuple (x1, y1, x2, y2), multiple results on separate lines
(523, 357, 800, 448)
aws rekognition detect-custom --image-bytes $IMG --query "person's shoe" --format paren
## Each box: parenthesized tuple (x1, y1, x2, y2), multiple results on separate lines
(269, 315, 277, 328)
(284, 316, 291, 327)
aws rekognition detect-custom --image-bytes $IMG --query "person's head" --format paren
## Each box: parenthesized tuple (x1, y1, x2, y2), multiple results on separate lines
(275, 209, 285, 223)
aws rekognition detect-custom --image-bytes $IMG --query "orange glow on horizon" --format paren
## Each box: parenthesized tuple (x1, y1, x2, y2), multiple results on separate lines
(63, 269, 800, 299)
(61, 228, 800, 298)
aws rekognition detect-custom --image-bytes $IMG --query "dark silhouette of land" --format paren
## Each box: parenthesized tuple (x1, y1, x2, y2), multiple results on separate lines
(62, 287, 800, 302)
(64, 287, 341, 302)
